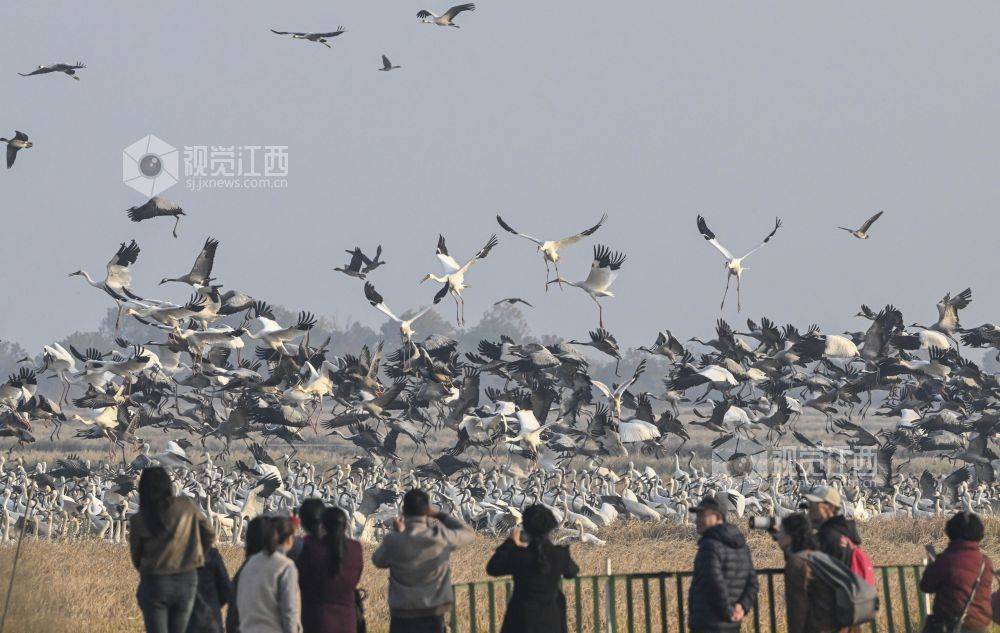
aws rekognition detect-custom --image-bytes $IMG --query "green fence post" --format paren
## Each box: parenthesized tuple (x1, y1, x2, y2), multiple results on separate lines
(593, 576, 602, 633)
(766, 573, 777, 633)
(881, 567, 895, 632)
(675, 574, 685, 632)
(487, 582, 497, 633)
(451, 597, 459, 633)
(625, 576, 635, 633)
(658, 576, 668, 633)
(608, 576, 618, 633)
(752, 571, 762, 633)
(642, 577, 652, 633)
(896, 566, 913, 633)
(575, 577, 583, 633)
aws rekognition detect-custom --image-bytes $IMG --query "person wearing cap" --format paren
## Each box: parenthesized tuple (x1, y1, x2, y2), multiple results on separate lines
(688, 494, 758, 633)
(805, 485, 864, 569)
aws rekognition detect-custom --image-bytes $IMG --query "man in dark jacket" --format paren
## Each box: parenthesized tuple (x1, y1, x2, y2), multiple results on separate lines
(688, 495, 758, 632)
(805, 485, 862, 567)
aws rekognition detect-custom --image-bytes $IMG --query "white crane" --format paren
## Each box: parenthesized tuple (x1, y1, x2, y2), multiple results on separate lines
(422, 234, 499, 326)
(244, 301, 317, 353)
(496, 213, 607, 289)
(69, 240, 144, 327)
(547, 244, 625, 329)
(696, 215, 782, 312)
(838, 210, 884, 240)
(363, 282, 431, 345)
(417, 3, 475, 27)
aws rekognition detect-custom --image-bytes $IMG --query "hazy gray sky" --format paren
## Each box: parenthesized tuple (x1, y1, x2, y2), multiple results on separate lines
(3, 2, 999, 351)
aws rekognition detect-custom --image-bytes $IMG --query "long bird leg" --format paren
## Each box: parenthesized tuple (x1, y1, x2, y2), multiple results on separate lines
(454, 295, 461, 326)
(554, 261, 564, 290)
(720, 274, 732, 311)
(172, 215, 181, 238)
(590, 295, 604, 329)
(544, 260, 551, 291)
(736, 274, 742, 312)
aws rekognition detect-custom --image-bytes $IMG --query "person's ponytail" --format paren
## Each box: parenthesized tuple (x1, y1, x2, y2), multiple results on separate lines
(266, 516, 295, 555)
(321, 507, 349, 577)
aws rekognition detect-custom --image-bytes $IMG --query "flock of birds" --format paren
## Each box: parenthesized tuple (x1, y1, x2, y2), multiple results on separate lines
(2, 3, 483, 169)
(1, 195, 999, 546)
(4, 12, 997, 547)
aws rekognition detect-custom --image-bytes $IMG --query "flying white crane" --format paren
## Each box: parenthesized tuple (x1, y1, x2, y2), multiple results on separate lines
(496, 213, 607, 289)
(696, 215, 782, 312)
(244, 301, 317, 354)
(416, 3, 475, 27)
(547, 244, 625, 329)
(69, 240, 143, 302)
(363, 282, 431, 345)
(422, 234, 499, 326)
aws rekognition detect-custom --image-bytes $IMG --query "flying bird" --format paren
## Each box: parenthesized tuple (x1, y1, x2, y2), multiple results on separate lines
(379, 55, 401, 71)
(417, 3, 476, 27)
(364, 282, 432, 344)
(496, 213, 607, 289)
(493, 298, 533, 308)
(838, 211, 884, 240)
(160, 237, 219, 288)
(18, 62, 86, 80)
(423, 234, 499, 326)
(696, 215, 782, 312)
(547, 244, 625, 329)
(126, 197, 185, 238)
(69, 240, 144, 303)
(270, 28, 346, 47)
(1, 131, 32, 169)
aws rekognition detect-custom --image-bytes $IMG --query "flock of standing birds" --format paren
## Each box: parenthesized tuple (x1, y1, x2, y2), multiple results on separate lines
(4, 8, 1000, 548)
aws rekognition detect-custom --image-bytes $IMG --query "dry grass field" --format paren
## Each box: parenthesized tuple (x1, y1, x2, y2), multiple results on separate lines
(2, 518, 998, 633)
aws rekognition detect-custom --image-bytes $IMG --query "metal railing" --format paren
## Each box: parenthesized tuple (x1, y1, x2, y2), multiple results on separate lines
(451, 563, 929, 633)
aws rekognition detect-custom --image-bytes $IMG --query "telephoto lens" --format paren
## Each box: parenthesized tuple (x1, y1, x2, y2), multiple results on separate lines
(748, 516, 780, 531)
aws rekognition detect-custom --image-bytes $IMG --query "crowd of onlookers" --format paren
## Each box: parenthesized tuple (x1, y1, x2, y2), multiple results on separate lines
(126, 466, 1000, 633)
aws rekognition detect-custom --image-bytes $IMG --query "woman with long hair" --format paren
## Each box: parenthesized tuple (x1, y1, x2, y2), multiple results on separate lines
(236, 516, 303, 633)
(296, 507, 364, 633)
(129, 467, 216, 633)
(486, 504, 579, 633)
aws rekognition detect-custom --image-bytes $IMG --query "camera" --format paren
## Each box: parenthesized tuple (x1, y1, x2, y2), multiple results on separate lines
(748, 516, 781, 531)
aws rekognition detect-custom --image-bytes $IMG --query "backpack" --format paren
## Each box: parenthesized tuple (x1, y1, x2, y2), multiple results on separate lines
(845, 540, 876, 586)
(801, 551, 879, 627)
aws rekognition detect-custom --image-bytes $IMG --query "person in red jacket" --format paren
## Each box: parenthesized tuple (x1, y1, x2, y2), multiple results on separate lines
(919, 511, 995, 633)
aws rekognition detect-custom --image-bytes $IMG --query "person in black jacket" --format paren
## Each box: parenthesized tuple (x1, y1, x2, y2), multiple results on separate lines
(805, 486, 861, 567)
(688, 495, 758, 633)
(186, 546, 232, 633)
(486, 505, 580, 633)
